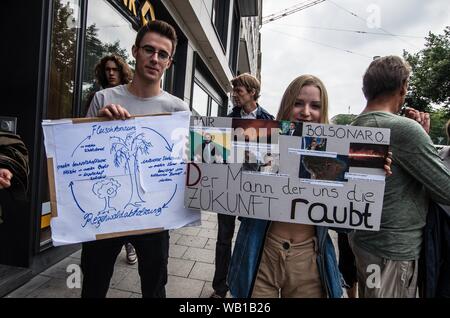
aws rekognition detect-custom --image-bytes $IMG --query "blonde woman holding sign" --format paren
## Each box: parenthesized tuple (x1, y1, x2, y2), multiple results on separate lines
(228, 75, 392, 298)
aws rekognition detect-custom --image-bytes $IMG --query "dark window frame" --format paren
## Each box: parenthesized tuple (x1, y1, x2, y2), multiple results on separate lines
(189, 53, 228, 117)
(229, 2, 241, 75)
(211, 0, 230, 54)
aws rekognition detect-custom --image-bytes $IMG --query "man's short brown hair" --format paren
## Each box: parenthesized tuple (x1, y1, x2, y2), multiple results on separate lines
(362, 55, 411, 101)
(231, 73, 261, 101)
(135, 20, 178, 56)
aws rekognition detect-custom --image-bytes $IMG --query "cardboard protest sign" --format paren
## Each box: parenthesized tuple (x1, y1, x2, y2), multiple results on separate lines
(185, 117, 390, 231)
(42, 112, 200, 245)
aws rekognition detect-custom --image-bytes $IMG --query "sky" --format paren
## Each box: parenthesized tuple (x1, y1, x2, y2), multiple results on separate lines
(258, 0, 450, 119)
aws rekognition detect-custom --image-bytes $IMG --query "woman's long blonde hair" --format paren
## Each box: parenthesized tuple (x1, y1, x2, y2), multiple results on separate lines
(276, 75, 329, 124)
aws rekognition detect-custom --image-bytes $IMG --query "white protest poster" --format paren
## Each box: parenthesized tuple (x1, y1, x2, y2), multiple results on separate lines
(185, 117, 390, 231)
(42, 112, 200, 246)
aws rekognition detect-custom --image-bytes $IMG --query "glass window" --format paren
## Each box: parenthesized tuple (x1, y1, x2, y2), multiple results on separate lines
(212, 0, 230, 50)
(211, 99, 219, 116)
(47, 0, 80, 120)
(229, 4, 240, 74)
(192, 82, 209, 116)
(81, 0, 136, 115)
(41, 0, 81, 248)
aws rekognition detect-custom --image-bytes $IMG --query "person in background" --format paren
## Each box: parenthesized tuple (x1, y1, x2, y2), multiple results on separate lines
(210, 73, 274, 298)
(0, 131, 29, 224)
(84, 55, 133, 116)
(83, 20, 187, 298)
(85, 55, 136, 265)
(349, 55, 450, 298)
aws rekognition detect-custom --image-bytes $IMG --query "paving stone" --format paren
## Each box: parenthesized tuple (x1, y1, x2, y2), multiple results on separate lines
(204, 238, 217, 250)
(183, 247, 215, 263)
(174, 227, 201, 236)
(199, 220, 216, 229)
(109, 266, 134, 289)
(107, 288, 133, 298)
(40, 257, 81, 280)
(5, 275, 51, 298)
(113, 268, 141, 294)
(168, 257, 195, 277)
(199, 282, 215, 298)
(26, 277, 81, 298)
(166, 275, 204, 298)
(169, 232, 182, 244)
(197, 228, 218, 239)
(176, 235, 208, 248)
(169, 244, 188, 258)
(207, 214, 218, 222)
(70, 249, 82, 260)
(188, 262, 214, 282)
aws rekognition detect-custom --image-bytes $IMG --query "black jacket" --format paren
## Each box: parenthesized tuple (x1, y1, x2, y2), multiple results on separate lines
(419, 201, 450, 298)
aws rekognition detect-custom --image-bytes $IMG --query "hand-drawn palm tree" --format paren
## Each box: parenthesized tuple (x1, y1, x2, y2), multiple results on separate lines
(92, 178, 121, 214)
(111, 132, 152, 209)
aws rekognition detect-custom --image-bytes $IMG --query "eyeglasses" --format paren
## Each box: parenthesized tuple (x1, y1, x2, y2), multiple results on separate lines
(137, 45, 171, 62)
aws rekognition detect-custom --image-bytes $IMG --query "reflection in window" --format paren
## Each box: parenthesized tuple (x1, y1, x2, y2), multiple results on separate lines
(192, 83, 209, 116)
(42, 0, 81, 248)
(82, 0, 136, 113)
(47, 0, 80, 119)
(211, 99, 219, 117)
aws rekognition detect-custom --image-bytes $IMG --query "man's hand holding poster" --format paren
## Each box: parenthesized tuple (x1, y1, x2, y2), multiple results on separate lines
(42, 112, 200, 246)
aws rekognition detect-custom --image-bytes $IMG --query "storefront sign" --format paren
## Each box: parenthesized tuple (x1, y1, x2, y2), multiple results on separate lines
(120, 0, 155, 26)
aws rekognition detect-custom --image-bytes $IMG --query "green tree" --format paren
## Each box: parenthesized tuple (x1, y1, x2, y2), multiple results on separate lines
(429, 108, 449, 145)
(48, 0, 78, 119)
(403, 26, 450, 113)
(330, 114, 357, 125)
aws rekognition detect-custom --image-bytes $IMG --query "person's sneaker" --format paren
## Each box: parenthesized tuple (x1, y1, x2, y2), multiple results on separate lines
(125, 243, 137, 265)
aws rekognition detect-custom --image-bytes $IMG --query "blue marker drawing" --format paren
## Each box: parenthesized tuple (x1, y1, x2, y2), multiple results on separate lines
(110, 132, 152, 209)
(162, 184, 177, 209)
(142, 127, 174, 152)
(69, 181, 88, 214)
(71, 135, 91, 157)
(92, 178, 121, 214)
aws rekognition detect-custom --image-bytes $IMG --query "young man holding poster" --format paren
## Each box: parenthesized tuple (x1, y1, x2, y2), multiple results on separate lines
(349, 55, 450, 298)
(83, 20, 188, 298)
(210, 73, 274, 298)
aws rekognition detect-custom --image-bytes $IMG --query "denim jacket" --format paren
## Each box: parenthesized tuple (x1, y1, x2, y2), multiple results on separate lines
(228, 218, 344, 298)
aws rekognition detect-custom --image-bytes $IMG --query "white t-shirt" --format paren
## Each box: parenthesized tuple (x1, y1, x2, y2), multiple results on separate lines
(86, 84, 189, 117)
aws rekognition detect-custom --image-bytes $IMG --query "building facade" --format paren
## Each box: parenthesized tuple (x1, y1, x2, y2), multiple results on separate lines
(0, 0, 262, 296)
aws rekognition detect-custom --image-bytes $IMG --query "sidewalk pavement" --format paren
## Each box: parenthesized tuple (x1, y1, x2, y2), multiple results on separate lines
(5, 212, 341, 298)
(5, 211, 238, 298)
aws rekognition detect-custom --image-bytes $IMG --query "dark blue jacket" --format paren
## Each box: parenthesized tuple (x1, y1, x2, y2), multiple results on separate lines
(227, 104, 274, 120)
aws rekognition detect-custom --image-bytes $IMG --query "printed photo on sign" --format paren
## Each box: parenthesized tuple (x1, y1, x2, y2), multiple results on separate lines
(258, 152, 280, 175)
(231, 118, 280, 166)
(301, 136, 327, 152)
(190, 127, 230, 164)
(299, 155, 349, 182)
(280, 120, 302, 137)
(349, 143, 389, 169)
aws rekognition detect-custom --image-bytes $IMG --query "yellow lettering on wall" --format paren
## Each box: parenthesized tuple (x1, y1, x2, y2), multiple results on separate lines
(123, 0, 137, 17)
(140, 1, 156, 26)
